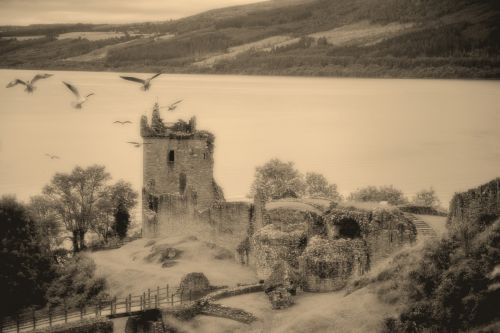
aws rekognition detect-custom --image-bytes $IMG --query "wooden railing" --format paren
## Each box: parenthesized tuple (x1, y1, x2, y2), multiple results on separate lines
(0, 285, 195, 333)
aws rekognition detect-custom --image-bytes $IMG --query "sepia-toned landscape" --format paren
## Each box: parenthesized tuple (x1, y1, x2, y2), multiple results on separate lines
(1, 1, 499, 333)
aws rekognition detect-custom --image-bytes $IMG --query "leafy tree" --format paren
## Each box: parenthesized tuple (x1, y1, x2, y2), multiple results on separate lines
(91, 180, 137, 242)
(305, 172, 341, 201)
(28, 195, 62, 251)
(412, 187, 441, 208)
(114, 202, 130, 240)
(43, 165, 111, 252)
(0, 196, 56, 316)
(249, 159, 306, 201)
(348, 185, 408, 205)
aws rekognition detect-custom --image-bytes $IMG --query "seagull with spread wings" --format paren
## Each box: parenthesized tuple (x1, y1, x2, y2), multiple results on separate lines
(114, 121, 133, 125)
(45, 153, 60, 160)
(163, 100, 183, 111)
(127, 141, 152, 148)
(6, 73, 53, 93)
(62, 81, 94, 109)
(120, 72, 161, 91)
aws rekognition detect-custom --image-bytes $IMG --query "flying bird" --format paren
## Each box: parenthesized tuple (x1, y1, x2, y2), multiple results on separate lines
(120, 72, 161, 91)
(6, 73, 53, 93)
(127, 141, 152, 148)
(45, 153, 60, 159)
(161, 100, 183, 112)
(62, 81, 94, 109)
(114, 121, 132, 125)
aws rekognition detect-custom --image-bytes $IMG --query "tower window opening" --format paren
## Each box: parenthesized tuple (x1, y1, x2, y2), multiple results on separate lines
(168, 150, 175, 163)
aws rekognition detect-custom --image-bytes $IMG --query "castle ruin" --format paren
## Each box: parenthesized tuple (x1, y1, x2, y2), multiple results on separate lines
(141, 105, 417, 294)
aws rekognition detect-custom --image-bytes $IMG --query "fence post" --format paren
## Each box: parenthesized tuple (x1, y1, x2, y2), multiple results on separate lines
(32, 309, 36, 330)
(95, 303, 99, 317)
(129, 294, 132, 312)
(148, 289, 151, 308)
(171, 294, 174, 307)
(125, 297, 128, 313)
(113, 297, 117, 315)
(166, 284, 169, 299)
(157, 286, 160, 305)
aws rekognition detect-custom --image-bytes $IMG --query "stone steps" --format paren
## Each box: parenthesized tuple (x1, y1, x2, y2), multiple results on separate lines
(405, 214, 438, 240)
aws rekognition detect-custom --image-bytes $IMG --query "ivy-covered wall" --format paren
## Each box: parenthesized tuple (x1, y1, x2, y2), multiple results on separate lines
(449, 178, 500, 226)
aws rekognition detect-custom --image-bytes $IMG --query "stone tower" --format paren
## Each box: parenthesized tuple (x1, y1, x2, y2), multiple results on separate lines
(141, 104, 224, 236)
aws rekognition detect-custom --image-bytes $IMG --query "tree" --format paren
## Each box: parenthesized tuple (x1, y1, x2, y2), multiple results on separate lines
(0, 196, 56, 316)
(43, 165, 111, 252)
(249, 159, 306, 201)
(305, 172, 341, 201)
(412, 188, 441, 208)
(348, 185, 408, 205)
(114, 202, 130, 239)
(28, 195, 62, 251)
(91, 180, 137, 242)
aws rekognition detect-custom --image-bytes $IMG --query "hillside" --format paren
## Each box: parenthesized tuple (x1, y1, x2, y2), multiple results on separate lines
(1, 0, 500, 78)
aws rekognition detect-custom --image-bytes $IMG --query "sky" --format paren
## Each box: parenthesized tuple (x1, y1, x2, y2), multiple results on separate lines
(0, 0, 263, 26)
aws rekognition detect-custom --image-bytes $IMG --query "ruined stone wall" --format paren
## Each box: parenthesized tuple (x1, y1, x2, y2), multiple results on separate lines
(299, 237, 369, 292)
(324, 207, 416, 265)
(202, 201, 253, 252)
(143, 137, 215, 210)
(251, 223, 307, 280)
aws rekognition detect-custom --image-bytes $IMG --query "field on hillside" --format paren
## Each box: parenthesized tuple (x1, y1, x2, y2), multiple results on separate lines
(89, 236, 257, 298)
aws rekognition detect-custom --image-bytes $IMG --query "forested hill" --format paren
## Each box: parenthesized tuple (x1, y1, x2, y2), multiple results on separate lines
(1, 0, 500, 78)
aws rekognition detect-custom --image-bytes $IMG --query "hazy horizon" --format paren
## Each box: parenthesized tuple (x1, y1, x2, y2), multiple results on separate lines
(0, 0, 264, 26)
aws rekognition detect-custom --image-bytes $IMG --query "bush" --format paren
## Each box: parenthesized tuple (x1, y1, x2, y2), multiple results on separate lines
(46, 255, 108, 308)
(378, 213, 500, 332)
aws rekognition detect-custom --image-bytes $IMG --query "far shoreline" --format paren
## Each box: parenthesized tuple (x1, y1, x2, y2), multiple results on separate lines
(1, 65, 500, 83)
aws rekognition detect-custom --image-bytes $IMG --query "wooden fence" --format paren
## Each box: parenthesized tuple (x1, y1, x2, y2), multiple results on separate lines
(0, 285, 195, 333)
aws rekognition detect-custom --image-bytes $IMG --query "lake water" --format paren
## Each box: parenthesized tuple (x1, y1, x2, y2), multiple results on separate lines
(1, 69, 499, 217)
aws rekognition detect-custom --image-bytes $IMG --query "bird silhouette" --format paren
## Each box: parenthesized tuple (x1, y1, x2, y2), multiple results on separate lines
(114, 121, 132, 125)
(63, 81, 94, 109)
(127, 141, 152, 148)
(120, 72, 161, 91)
(45, 153, 60, 159)
(161, 100, 183, 111)
(6, 74, 53, 93)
